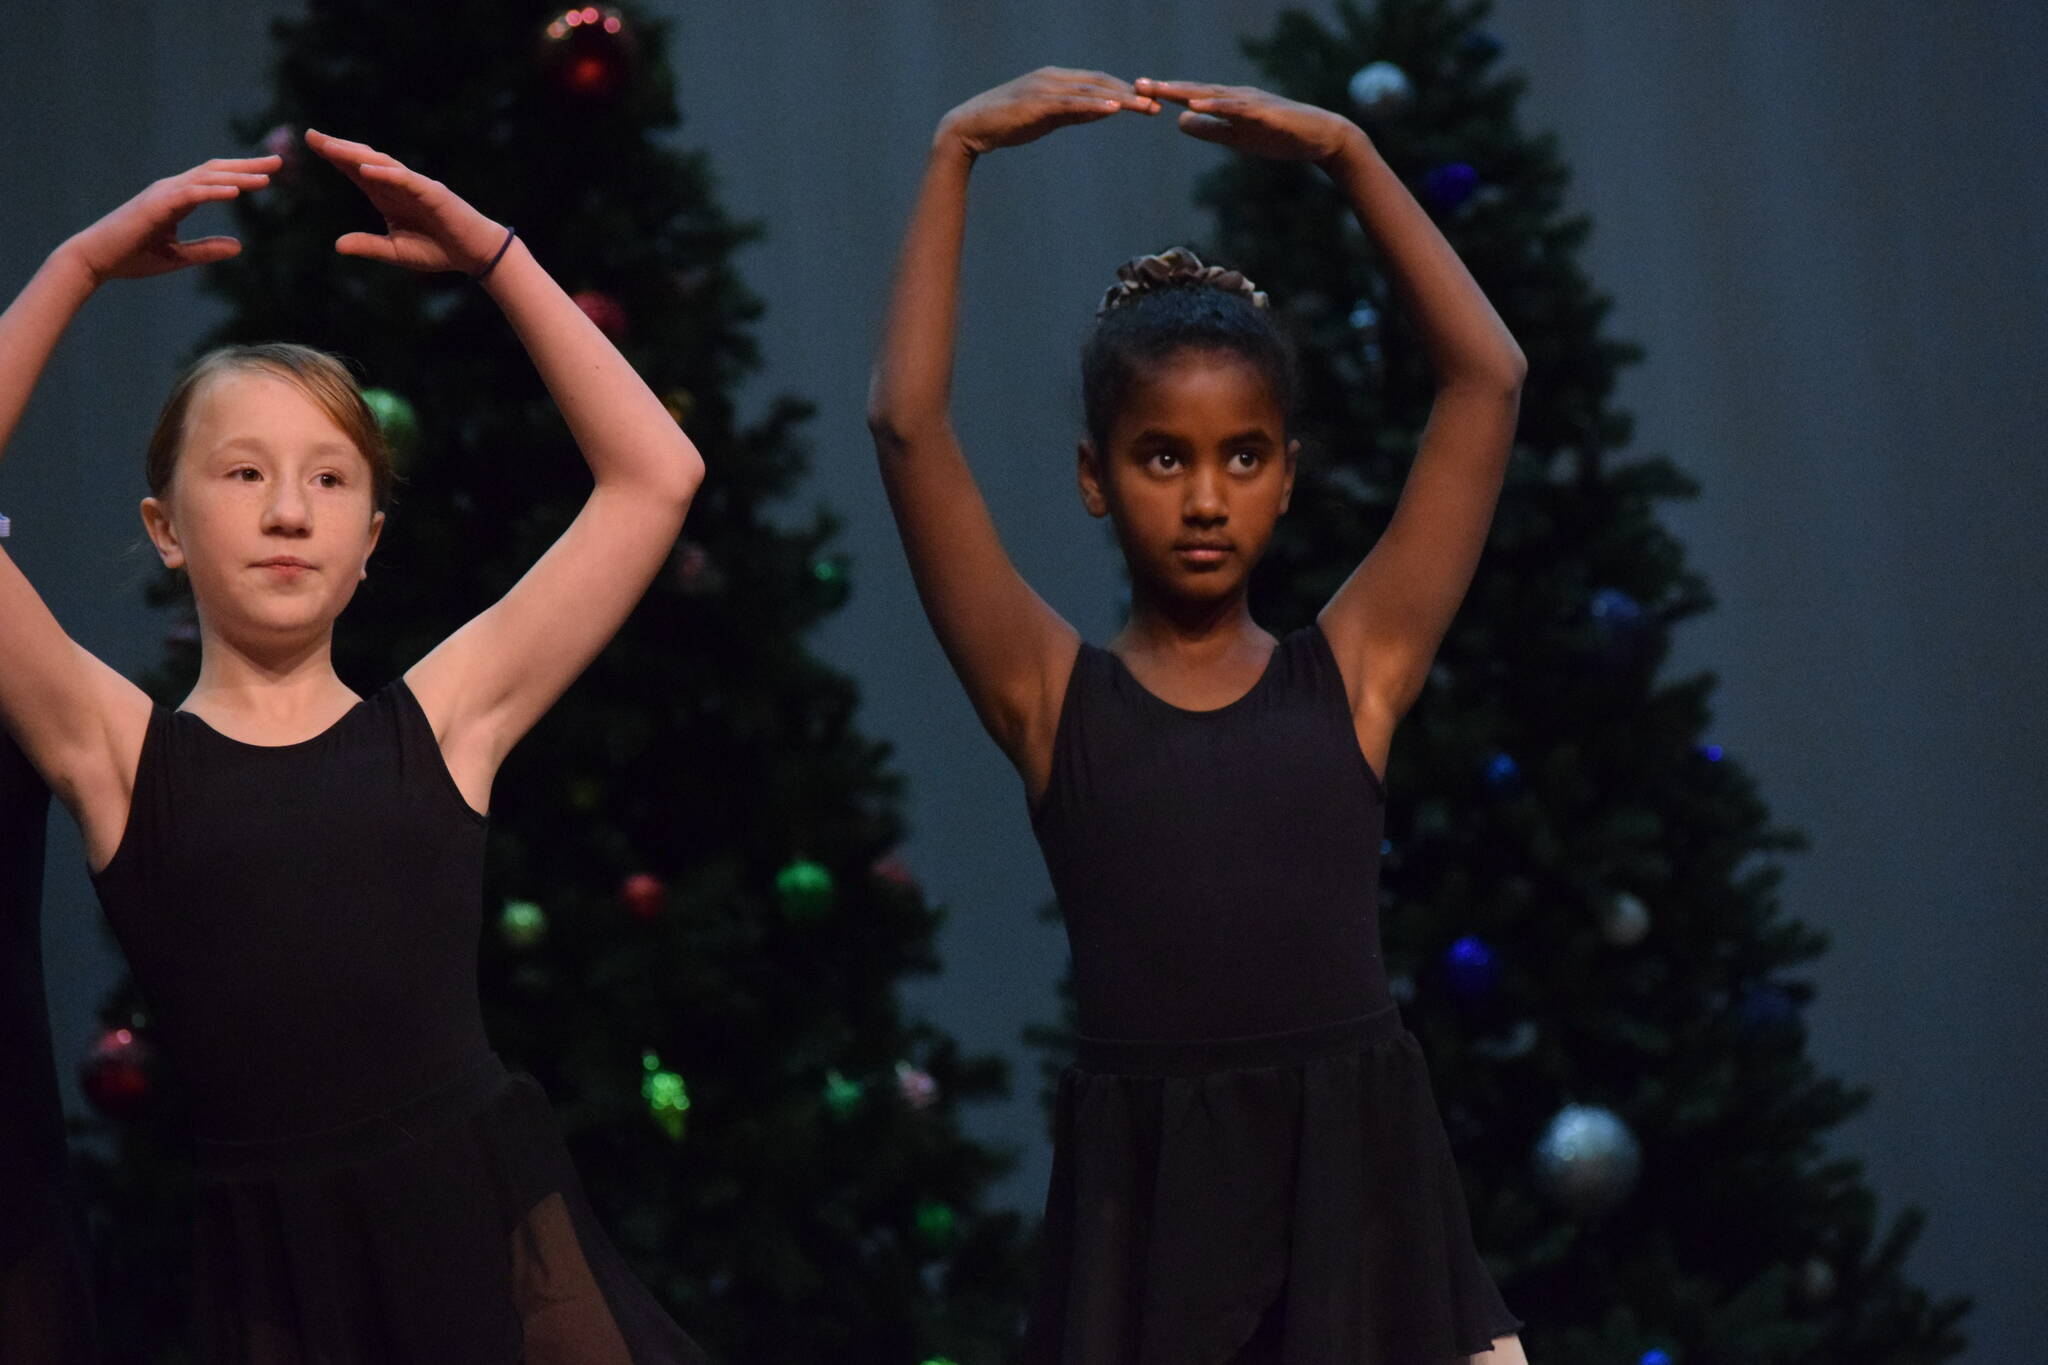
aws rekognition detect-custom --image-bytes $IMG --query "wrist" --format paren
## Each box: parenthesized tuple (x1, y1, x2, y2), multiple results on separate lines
(45, 238, 107, 296)
(1314, 123, 1375, 176)
(930, 119, 980, 165)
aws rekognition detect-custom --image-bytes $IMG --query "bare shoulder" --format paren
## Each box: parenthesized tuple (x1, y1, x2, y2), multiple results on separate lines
(65, 653, 156, 873)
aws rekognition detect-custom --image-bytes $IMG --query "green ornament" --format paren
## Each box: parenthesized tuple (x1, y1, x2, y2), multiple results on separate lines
(497, 898, 547, 949)
(922, 1358, 962, 1365)
(641, 1049, 690, 1142)
(810, 554, 851, 607)
(914, 1199, 957, 1246)
(360, 386, 420, 458)
(823, 1068, 865, 1118)
(775, 859, 835, 920)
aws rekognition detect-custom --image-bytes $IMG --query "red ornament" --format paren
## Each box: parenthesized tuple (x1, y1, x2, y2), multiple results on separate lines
(539, 6, 639, 103)
(620, 871, 667, 920)
(871, 853, 921, 898)
(573, 289, 629, 340)
(80, 1026, 154, 1120)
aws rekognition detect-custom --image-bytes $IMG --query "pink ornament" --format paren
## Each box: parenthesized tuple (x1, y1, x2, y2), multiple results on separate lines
(573, 289, 629, 340)
(895, 1060, 939, 1111)
(871, 853, 920, 898)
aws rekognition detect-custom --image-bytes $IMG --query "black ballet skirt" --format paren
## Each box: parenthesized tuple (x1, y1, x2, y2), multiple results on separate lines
(1023, 626, 1520, 1364)
(89, 680, 707, 1365)
(2, 730, 99, 1363)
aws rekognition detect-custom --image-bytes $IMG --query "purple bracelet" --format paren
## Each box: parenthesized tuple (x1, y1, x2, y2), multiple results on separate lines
(472, 225, 517, 282)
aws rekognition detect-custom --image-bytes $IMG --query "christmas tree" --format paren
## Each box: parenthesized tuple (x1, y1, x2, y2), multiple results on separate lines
(76, 4, 1027, 1361)
(1025, 0, 1966, 1361)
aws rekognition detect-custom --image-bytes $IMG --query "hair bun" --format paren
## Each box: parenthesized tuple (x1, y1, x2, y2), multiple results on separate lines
(1098, 246, 1270, 318)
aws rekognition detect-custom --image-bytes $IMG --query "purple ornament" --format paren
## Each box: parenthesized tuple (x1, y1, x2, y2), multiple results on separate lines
(1424, 162, 1481, 212)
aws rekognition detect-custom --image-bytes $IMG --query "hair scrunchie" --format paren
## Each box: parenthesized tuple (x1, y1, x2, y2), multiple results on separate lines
(1097, 246, 1270, 317)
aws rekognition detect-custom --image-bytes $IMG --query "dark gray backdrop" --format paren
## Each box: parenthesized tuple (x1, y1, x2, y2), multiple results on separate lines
(2, 3, 2039, 1357)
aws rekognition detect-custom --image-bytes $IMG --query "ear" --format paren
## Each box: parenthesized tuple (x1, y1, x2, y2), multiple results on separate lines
(360, 509, 386, 581)
(1077, 439, 1110, 519)
(1279, 437, 1300, 515)
(139, 496, 186, 570)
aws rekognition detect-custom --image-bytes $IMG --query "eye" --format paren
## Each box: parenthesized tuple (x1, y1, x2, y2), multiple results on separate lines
(1145, 450, 1181, 472)
(314, 471, 345, 489)
(229, 466, 262, 482)
(1230, 448, 1262, 470)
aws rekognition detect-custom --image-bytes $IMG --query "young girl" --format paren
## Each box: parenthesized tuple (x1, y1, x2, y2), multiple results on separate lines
(0, 136, 708, 1361)
(869, 69, 1530, 1364)
(2, 720, 98, 1363)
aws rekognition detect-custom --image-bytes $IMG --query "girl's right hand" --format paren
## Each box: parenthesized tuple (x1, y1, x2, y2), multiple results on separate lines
(937, 68, 1158, 156)
(58, 156, 279, 286)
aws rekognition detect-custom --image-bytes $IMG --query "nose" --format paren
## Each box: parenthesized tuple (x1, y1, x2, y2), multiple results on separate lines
(1183, 465, 1228, 525)
(263, 480, 312, 536)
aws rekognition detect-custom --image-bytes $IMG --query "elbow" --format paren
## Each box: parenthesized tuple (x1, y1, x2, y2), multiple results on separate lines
(865, 403, 940, 462)
(643, 441, 705, 519)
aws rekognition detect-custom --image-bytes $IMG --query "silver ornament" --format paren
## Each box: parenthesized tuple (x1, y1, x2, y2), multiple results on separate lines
(1347, 61, 1413, 120)
(1532, 1103, 1641, 1216)
(1796, 1256, 1837, 1307)
(1602, 892, 1652, 946)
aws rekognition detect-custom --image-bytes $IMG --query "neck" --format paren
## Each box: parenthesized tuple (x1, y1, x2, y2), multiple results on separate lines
(186, 622, 350, 717)
(1114, 581, 1265, 660)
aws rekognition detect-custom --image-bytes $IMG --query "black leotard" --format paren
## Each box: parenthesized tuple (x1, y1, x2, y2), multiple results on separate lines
(1022, 625, 1520, 1365)
(90, 680, 705, 1364)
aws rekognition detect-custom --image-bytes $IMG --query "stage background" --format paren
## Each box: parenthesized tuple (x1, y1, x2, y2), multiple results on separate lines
(2, 2, 2039, 1356)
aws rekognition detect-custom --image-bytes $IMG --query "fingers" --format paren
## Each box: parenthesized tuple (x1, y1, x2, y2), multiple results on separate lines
(332, 232, 401, 262)
(305, 128, 407, 174)
(168, 237, 243, 267)
(199, 154, 284, 174)
(1176, 112, 1243, 145)
(1135, 77, 1233, 105)
(1037, 67, 1158, 113)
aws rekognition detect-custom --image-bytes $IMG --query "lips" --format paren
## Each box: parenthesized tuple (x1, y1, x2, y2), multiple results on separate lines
(1173, 542, 1234, 565)
(253, 556, 315, 576)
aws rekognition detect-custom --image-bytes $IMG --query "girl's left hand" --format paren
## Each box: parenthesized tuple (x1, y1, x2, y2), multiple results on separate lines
(305, 129, 506, 275)
(1135, 78, 1364, 165)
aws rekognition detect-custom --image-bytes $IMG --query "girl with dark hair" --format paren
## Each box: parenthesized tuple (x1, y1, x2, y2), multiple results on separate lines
(2, 712, 97, 1363)
(869, 69, 1529, 1364)
(0, 136, 708, 1361)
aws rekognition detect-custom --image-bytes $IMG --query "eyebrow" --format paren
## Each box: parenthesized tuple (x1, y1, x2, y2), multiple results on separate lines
(208, 437, 362, 460)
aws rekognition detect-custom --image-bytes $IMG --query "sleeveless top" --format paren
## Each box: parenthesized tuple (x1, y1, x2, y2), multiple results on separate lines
(1030, 623, 1392, 1042)
(90, 679, 491, 1142)
(1021, 626, 1524, 1363)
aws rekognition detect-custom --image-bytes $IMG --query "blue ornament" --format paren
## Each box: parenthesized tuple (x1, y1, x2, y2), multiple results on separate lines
(1738, 983, 1801, 1041)
(1443, 935, 1500, 1001)
(1590, 586, 1645, 630)
(1424, 162, 1480, 212)
(1640, 1351, 1675, 1365)
(1590, 587, 1655, 668)
(1699, 743, 1725, 762)
(1461, 30, 1504, 62)
(1484, 751, 1522, 791)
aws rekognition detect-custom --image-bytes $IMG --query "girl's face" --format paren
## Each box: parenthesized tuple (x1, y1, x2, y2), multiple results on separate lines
(1079, 349, 1295, 611)
(140, 371, 384, 651)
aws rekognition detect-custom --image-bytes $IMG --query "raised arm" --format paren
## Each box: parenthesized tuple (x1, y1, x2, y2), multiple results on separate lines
(867, 70, 1154, 793)
(1143, 80, 1526, 766)
(0, 158, 275, 859)
(299, 132, 704, 812)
